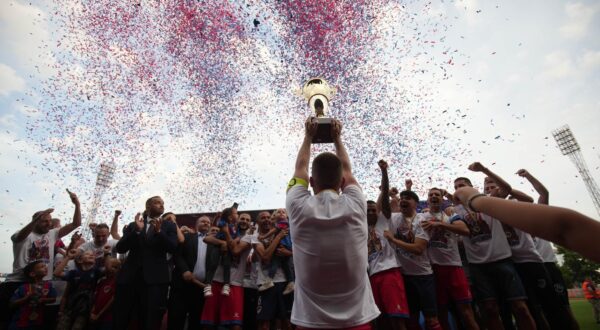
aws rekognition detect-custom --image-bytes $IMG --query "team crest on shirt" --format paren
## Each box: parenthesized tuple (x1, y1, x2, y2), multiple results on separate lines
(367, 227, 383, 262)
(462, 213, 492, 243)
(502, 224, 520, 246)
(28, 236, 51, 263)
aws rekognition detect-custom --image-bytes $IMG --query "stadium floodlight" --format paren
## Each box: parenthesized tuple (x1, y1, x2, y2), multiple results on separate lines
(82, 161, 116, 238)
(552, 125, 600, 216)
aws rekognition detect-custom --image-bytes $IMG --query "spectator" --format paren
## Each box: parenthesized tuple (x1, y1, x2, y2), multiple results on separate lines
(90, 257, 121, 330)
(9, 260, 57, 330)
(582, 278, 600, 324)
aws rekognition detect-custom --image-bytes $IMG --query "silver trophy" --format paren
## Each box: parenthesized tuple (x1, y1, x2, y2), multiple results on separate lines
(297, 77, 337, 143)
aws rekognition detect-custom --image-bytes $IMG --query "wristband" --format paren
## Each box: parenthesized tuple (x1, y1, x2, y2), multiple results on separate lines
(467, 193, 486, 212)
(286, 177, 308, 192)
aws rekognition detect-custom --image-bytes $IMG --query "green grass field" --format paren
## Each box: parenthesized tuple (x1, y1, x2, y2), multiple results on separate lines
(571, 299, 599, 329)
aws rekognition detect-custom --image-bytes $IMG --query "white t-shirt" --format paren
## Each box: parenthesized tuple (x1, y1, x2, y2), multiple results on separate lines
(368, 213, 400, 276)
(78, 239, 118, 268)
(533, 237, 557, 263)
(502, 225, 543, 263)
(242, 248, 259, 289)
(251, 234, 288, 285)
(389, 213, 432, 276)
(286, 184, 380, 328)
(422, 212, 462, 267)
(7, 228, 60, 282)
(452, 205, 512, 264)
(213, 233, 253, 286)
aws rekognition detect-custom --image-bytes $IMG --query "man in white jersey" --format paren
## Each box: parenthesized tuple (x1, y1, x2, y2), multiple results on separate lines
(0, 189, 81, 329)
(285, 117, 379, 329)
(452, 176, 535, 330)
(421, 188, 479, 330)
(369, 160, 409, 330)
(476, 164, 576, 330)
(79, 223, 118, 268)
(201, 209, 254, 329)
(385, 189, 442, 330)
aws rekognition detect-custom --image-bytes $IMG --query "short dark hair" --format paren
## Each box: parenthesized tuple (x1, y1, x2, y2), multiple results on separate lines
(23, 260, 43, 280)
(400, 190, 420, 203)
(311, 152, 343, 190)
(428, 187, 443, 195)
(95, 223, 109, 231)
(221, 206, 236, 221)
(145, 196, 161, 209)
(162, 212, 175, 218)
(366, 200, 376, 205)
(454, 177, 472, 186)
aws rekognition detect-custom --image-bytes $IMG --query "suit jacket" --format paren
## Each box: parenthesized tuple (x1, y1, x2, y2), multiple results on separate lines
(171, 232, 209, 289)
(115, 216, 178, 285)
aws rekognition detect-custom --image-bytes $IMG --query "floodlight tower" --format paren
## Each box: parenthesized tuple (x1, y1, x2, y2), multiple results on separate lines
(82, 162, 116, 238)
(552, 125, 600, 216)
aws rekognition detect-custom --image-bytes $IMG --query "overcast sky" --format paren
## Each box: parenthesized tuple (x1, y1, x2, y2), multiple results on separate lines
(0, 0, 599, 273)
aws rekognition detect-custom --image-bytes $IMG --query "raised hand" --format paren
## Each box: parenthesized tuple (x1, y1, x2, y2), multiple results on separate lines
(405, 179, 413, 191)
(468, 162, 486, 172)
(66, 189, 79, 205)
(331, 119, 342, 141)
(378, 159, 388, 170)
(134, 212, 144, 232)
(516, 169, 530, 177)
(389, 187, 399, 196)
(67, 249, 78, 259)
(114, 210, 122, 216)
(305, 116, 318, 137)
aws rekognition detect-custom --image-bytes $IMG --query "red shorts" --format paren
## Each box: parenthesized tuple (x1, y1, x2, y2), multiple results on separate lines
(369, 268, 410, 318)
(200, 282, 244, 326)
(432, 264, 472, 306)
(296, 323, 372, 330)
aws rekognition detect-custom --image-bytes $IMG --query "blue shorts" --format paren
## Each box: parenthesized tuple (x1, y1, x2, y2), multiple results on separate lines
(256, 282, 293, 321)
(469, 258, 527, 302)
(403, 274, 437, 317)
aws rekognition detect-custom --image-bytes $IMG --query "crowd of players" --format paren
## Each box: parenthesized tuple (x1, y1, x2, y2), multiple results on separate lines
(0, 117, 598, 330)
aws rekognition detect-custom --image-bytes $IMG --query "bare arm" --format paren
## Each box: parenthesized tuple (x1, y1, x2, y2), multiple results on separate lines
(383, 232, 427, 255)
(422, 219, 470, 236)
(509, 188, 535, 203)
(58, 190, 81, 238)
(110, 210, 122, 240)
(469, 162, 512, 193)
(291, 117, 318, 183)
(332, 120, 358, 188)
(13, 218, 40, 243)
(378, 160, 391, 219)
(455, 187, 600, 262)
(517, 169, 549, 205)
(254, 231, 287, 264)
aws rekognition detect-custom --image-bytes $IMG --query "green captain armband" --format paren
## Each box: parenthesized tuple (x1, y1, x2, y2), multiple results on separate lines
(287, 177, 308, 192)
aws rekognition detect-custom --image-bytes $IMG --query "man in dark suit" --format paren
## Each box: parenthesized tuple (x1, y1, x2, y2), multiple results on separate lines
(113, 196, 178, 330)
(168, 215, 212, 330)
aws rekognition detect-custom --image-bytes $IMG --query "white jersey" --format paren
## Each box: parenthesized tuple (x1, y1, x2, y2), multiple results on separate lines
(502, 225, 543, 263)
(452, 205, 512, 264)
(422, 212, 462, 267)
(78, 239, 118, 268)
(213, 233, 253, 286)
(533, 237, 557, 263)
(7, 228, 60, 282)
(390, 213, 432, 276)
(286, 184, 379, 328)
(368, 213, 400, 276)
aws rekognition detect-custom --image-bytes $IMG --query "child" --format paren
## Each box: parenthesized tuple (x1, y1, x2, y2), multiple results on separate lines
(89, 256, 121, 330)
(9, 261, 57, 329)
(259, 209, 295, 294)
(54, 249, 103, 330)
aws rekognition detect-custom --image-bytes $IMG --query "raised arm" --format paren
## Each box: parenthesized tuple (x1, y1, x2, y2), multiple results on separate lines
(58, 189, 81, 238)
(468, 162, 512, 193)
(454, 186, 600, 262)
(291, 117, 318, 184)
(331, 119, 358, 188)
(517, 169, 549, 205)
(383, 231, 427, 255)
(378, 160, 391, 219)
(13, 209, 53, 243)
(110, 210, 122, 240)
(508, 188, 535, 203)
